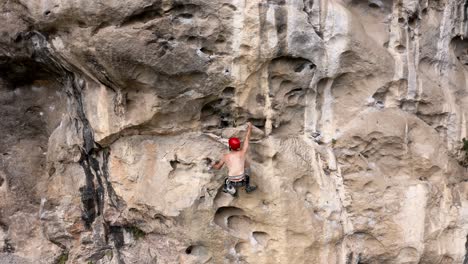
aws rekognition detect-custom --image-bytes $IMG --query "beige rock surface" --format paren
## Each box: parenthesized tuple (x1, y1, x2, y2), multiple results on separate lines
(1, 0, 468, 263)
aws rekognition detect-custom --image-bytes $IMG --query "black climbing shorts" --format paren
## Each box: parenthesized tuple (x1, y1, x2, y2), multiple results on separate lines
(229, 179, 246, 187)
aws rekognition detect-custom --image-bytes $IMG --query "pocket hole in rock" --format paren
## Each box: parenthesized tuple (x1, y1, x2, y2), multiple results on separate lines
(408, 13, 418, 27)
(0, 177, 4, 187)
(170, 159, 179, 169)
(222, 87, 235, 97)
(293, 176, 307, 194)
(294, 63, 307, 72)
(294, 62, 315, 72)
(179, 13, 193, 19)
(396, 44, 406, 53)
(219, 112, 234, 128)
(200, 47, 214, 55)
(285, 88, 304, 101)
(48, 166, 56, 176)
(252, 231, 269, 246)
(220, 119, 230, 128)
(184, 245, 211, 262)
(235, 242, 248, 254)
(187, 36, 198, 42)
(214, 206, 245, 229)
(248, 118, 266, 129)
(201, 104, 215, 119)
(216, 35, 226, 43)
(77, 20, 86, 27)
(256, 94, 266, 105)
(185, 245, 193, 254)
(222, 3, 237, 11)
(227, 215, 252, 231)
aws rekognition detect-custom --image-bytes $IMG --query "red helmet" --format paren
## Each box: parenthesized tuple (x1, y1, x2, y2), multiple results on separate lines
(228, 137, 241, 150)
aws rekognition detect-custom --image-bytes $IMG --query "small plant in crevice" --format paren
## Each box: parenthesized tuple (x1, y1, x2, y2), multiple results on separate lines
(2, 238, 14, 253)
(56, 252, 68, 264)
(331, 138, 337, 146)
(105, 250, 113, 259)
(462, 138, 468, 152)
(126, 226, 146, 240)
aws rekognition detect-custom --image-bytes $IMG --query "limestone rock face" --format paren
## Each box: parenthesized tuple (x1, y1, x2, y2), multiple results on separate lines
(1, 0, 468, 263)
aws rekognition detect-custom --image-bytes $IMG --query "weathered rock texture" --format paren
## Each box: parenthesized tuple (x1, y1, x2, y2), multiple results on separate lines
(1, 0, 468, 263)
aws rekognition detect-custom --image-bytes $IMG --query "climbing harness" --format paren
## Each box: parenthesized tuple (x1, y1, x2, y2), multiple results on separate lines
(222, 168, 256, 196)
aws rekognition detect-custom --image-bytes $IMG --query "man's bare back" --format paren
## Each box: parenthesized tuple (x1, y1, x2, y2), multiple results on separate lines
(212, 122, 252, 176)
(223, 151, 246, 176)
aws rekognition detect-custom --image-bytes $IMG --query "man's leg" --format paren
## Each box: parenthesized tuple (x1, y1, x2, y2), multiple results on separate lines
(245, 174, 257, 193)
(223, 178, 237, 196)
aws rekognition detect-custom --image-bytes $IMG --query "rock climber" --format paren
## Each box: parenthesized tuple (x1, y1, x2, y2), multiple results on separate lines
(211, 122, 257, 196)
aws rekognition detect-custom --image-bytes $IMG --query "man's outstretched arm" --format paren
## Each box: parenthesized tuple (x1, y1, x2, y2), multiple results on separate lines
(212, 157, 225, 170)
(241, 122, 252, 153)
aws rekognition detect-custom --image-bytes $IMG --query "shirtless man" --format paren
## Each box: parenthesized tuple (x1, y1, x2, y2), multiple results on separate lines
(212, 122, 257, 196)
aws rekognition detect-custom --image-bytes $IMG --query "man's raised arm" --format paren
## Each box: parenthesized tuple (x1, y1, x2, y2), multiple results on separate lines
(241, 122, 252, 153)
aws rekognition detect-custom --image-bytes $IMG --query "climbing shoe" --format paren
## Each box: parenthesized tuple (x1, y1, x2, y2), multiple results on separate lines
(245, 186, 257, 193)
(224, 184, 236, 196)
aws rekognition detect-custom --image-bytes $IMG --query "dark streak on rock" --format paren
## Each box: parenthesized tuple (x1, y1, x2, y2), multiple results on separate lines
(108, 226, 126, 264)
(463, 233, 468, 264)
(67, 72, 102, 228)
(102, 148, 125, 209)
(24, 32, 109, 229)
(14, 31, 126, 261)
(346, 252, 354, 264)
(274, 4, 288, 56)
(464, 0, 468, 23)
